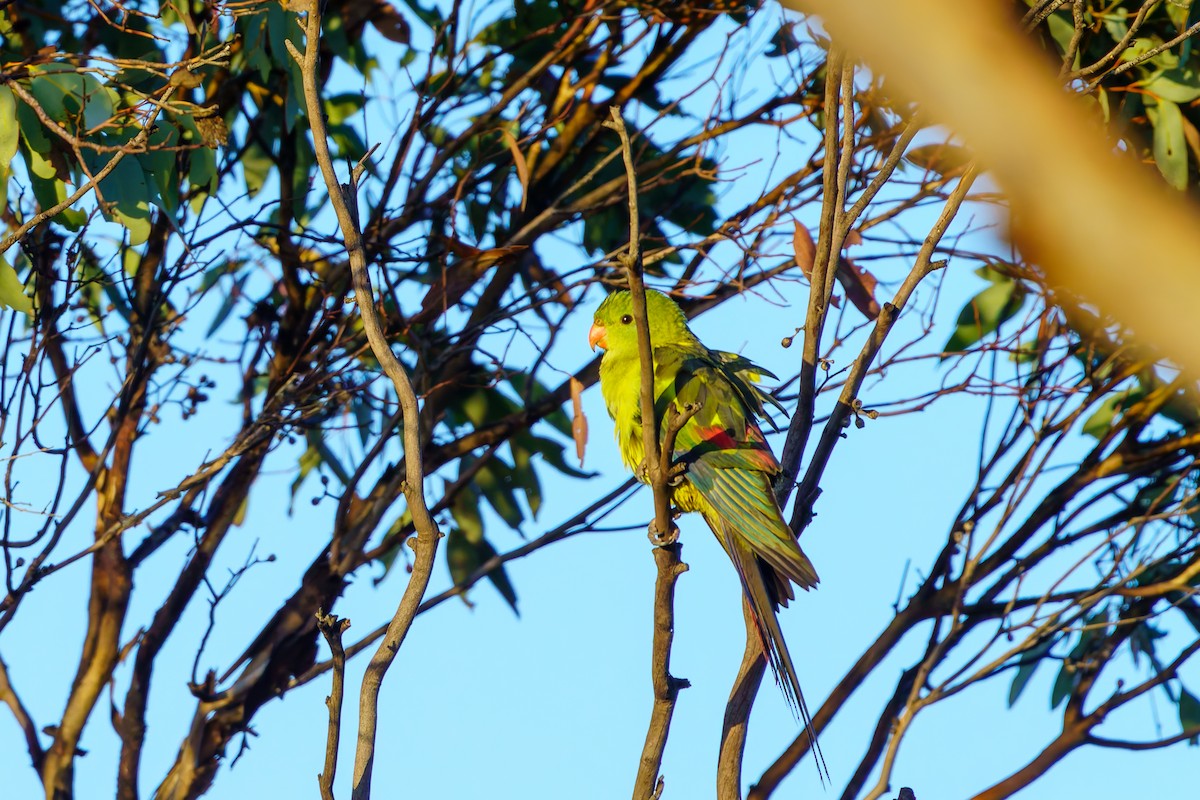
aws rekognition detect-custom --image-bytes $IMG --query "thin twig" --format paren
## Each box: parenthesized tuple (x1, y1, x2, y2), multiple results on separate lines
(0, 649, 43, 772)
(286, 4, 442, 800)
(316, 610, 350, 800)
(289, 479, 641, 690)
(1106, 19, 1200, 78)
(603, 106, 676, 541)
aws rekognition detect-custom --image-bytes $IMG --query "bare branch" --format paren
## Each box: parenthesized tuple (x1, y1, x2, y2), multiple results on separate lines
(632, 543, 690, 800)
(286, 4, 442, 799)
(0, 650, 43, 773)
(316, 610, 351, 800)
(716, 601, 767, 800)
(605, 104, 692, 798)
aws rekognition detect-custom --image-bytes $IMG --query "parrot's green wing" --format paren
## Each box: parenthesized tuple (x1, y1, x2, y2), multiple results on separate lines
(652, 345, 825, 777)
(653, 346, 817, 591)
(713, 349, 789, 426)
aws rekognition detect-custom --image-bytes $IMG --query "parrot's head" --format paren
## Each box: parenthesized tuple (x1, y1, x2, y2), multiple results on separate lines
(588, 289, 690, 354)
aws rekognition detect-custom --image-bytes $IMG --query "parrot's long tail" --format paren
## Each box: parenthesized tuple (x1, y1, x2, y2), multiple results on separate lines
(726, 531, 830, 785)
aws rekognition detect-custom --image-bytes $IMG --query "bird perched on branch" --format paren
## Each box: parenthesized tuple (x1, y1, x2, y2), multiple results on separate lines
(589, 289, 825, 773)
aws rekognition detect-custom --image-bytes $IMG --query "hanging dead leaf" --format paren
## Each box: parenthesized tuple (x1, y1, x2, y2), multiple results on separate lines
(499, 128, 530, 212)
(793, 220, 816, 279)
(570, 377, 588, 467)
(368, 1, 411, 43)
(835, 257, 881, 321)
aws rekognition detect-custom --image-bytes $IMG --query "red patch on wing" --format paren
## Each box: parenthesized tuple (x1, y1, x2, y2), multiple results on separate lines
(695, 425, 739, 450)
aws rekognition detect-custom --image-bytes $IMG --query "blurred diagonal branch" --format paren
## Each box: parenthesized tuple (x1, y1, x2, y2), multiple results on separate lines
(788, 0, 1200, 373)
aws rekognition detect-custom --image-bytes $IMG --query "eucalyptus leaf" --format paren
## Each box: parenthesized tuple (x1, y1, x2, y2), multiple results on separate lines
(0, 256, 33, 316)
(1150, 99, 1188, 189)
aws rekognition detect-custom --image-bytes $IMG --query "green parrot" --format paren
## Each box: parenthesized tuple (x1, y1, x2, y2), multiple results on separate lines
(589, 288, 823, 760)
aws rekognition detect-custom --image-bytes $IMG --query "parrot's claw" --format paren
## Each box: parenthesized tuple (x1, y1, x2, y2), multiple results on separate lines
(634, 460, 687, 487)
(667, 462, 688, 487)
(647, 523, 680, 548)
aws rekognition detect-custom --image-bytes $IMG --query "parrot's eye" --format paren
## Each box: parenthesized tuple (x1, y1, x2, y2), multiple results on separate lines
(620, 314, 633, 325)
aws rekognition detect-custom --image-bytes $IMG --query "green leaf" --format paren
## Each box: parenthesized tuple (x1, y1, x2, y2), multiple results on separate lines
(1150, 98, 1188, 190)
(510, 439, 543, 518)
(1047, 14, 1081, 69)
(0, 256, 33, 316)
(0, 85, 15, 208)
(207, 273, 249, 336)
(1179, 689, 1200, 739)
(325, 92, 365, 125)
(446, 526, 476, 586)
(479, 537, 519, 616)
(1128, 621, 1167, 668)
(98, 156, 152, 245)
(1008, 637, 1055, 707)
(288, 442, 323, 514)
(242, 141, 274, 198)
(451, 485, 484, 544)
(524, 435, 595, 480)
(1051, 612, 1109, 709)
(1101, 8, 1129, 43)
(475, 457, 525, 531)
(1050, 656, 1077, 710)
(1132, 473, 1179, 514)
(942, 268, 1027, 354)
(16, 101, 51, 154)
(1082, 391, 1132, 439)
(1144, 67, 1200, 103)
(1120, 38, 1156, 64)
(28, 65, 119, 137)
(506, 371, 572, 437)
(140, 125, 181, 214)
(23, 146, 86, 229)
(905, 143, 974, 177)
(352, 397, 373, 446)
(445, 527, 518, 616)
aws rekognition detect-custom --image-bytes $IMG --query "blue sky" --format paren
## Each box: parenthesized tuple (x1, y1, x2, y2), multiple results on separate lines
(1, 3, 1197, 799)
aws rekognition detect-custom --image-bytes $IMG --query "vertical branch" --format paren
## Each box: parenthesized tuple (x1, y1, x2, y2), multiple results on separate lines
(715, 51, 853, 793)
(316, 610, 350, 800)
(633, 543, 690, 800)
(789, 168, 977, 533)
(286, 5, 442, 800)
(604, 106, 691, 799)
(716, 601, 767, 800)
(774, 47, 852, 507)
(604, 106, 674, 540)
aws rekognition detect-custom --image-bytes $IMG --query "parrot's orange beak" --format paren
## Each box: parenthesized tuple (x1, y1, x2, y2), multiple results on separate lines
(588, 321, 608, 351)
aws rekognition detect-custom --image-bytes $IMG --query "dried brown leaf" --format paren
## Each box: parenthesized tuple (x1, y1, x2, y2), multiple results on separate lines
(570, 377, 588, 467)
(792, 220, 816, 280)
(499, 128, 530, 212)
(835, 257, 881, 320)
